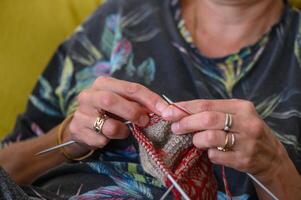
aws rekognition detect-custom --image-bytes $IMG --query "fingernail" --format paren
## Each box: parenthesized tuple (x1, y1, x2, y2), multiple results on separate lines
(156, 101, 167, 113)
(162, 108, 173, 118)
(171, 122, 179, 133)
(138, 115, 149, 126)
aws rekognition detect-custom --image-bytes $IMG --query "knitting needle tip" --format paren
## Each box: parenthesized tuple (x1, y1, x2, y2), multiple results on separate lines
(35, 121, 132, 156)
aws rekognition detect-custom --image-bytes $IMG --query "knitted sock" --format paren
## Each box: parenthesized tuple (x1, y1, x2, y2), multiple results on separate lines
(132, 113, 218, 200)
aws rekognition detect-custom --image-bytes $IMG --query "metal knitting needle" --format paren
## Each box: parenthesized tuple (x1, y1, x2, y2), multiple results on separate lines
(126, 123, 190, 200)
(167, 175, 190, 200)
(247, 173, 279, 200)
(35, 121, 132, 156)
(160, 95, 192, 200)
(35, 140, 76, 156)
(161, 95, 279, 200)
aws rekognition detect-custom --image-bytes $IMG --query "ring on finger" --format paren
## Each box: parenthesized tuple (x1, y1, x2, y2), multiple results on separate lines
(217, 132, 230, 152)
(224, 113, 233, 132)
(93, 113, 109, 135)
(226, 133, 235, 149)
(217, 132, 235, 152)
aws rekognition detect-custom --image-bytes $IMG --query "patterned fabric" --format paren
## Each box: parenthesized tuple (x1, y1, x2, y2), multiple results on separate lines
(1, 0, 301, 199)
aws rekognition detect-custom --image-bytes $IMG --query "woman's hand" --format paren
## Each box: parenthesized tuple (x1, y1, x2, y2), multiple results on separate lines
(65, 77, 168, 155)
(160, 99, 301, 199)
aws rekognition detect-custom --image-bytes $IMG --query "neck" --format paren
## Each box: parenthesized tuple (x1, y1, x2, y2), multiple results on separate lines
(182, 0, 284, 58)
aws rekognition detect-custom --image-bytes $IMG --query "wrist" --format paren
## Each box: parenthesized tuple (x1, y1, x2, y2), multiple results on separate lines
(58, 115, 93, 161)
(254, 141, 301, 199)
(255, 140, 286, 184)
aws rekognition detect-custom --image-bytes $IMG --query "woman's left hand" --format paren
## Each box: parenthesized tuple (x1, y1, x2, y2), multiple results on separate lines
(160, 99, 287, 181)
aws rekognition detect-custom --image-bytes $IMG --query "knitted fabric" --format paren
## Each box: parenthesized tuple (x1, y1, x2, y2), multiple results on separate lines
(132, 113, 218, 200)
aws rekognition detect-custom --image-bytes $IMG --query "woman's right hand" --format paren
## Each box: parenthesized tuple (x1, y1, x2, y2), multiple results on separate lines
(64, 77, 168, 155)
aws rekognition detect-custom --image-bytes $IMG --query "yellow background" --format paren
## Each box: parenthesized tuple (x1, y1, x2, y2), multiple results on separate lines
(0, 0, 300, 138)
(0, 0, 103, 137)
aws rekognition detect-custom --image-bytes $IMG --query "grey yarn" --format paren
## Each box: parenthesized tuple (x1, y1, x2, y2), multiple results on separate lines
(139, 119, 193, 183)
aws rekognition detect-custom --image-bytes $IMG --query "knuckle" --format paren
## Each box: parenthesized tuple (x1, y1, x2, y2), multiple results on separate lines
(178, 119, 189, 130)
(202, 112, 217, 127)
(126, 107, 141, 121)
(232, 99, 244, 105)
(192, 134, 201, 147)
(207, 149, 217, 161)
(103, 121, 119, 137)
(243, 101, 255, 112)
(146, 93, 160, 105)
(77, 89, 90, 104)
(249, 119, 264, 138)
(94, 76, 111, 86)
(68, 120, 79, 134)
(72, 110, 81, 120)
(99, 92, 117, 107)
(126, 82, 142, 94)
(204, 130, 217, 145)
(197, 101, 213, 112)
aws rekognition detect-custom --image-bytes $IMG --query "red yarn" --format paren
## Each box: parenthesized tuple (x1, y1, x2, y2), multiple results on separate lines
(132, 113, 233, 199)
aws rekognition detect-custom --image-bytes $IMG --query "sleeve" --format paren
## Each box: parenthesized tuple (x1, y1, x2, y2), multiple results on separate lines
(1, 0, 123, 146)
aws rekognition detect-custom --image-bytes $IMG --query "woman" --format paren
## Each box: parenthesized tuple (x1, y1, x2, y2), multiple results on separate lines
(0, 0, 300, 199)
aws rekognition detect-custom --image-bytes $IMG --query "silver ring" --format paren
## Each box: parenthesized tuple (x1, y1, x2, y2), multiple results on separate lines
(93, 113, 108, 134)
(224, 113, 232, 132)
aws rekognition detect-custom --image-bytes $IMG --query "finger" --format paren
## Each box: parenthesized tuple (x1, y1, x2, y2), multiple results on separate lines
(162, 99, 255, 121)
(91, 77, 169, 115)
(101, 118, 130, 139)
(161, 104, 189, 122)
(77, 97, 148, 123)
(207, 148, 237, 168)
(78, 90, 150, 126)
(171, 111, 239, 134)
(73, 110, 130, 139)
(193, 130, 228, 149)
(69, 117, 110, 149)
(75, 129, 110, 149)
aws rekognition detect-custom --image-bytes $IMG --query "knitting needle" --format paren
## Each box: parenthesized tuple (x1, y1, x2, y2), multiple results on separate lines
(160, 95, 192, 200)
(35, 140, 76, 156)
(161, 95, 279, 200)
(126, 123, 190, 200)
(167, 175, 190, 200)
(35, 121, 132, 156)
(247, 173, 279, 200)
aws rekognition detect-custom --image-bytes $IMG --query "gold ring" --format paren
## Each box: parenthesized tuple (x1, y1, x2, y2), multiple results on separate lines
(93, 113, 108, 134)
(217, 133, 230, 152)
(227, 133, 235, 149)
(217, 133, 235, 152)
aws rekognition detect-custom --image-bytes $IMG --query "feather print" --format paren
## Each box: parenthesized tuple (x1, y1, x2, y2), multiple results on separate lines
(255, 93, 282, 119)
(70, 186, 136, 200)
(86, 161, 154, 199)
(254, 90, 301, 153)
(29, 76, 62, 116)
(294, 14, 301, 65)
(272, 130, 301, 153)
(29, 95, 62, 116)
(270, 109, 301, 119)
(34, 6, 160, 118)
(55, 56, 75, 115)
(37, 76, 59, 106)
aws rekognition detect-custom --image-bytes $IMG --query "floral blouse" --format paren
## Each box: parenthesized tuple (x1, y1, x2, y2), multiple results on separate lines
(2, 0, 301, 199)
